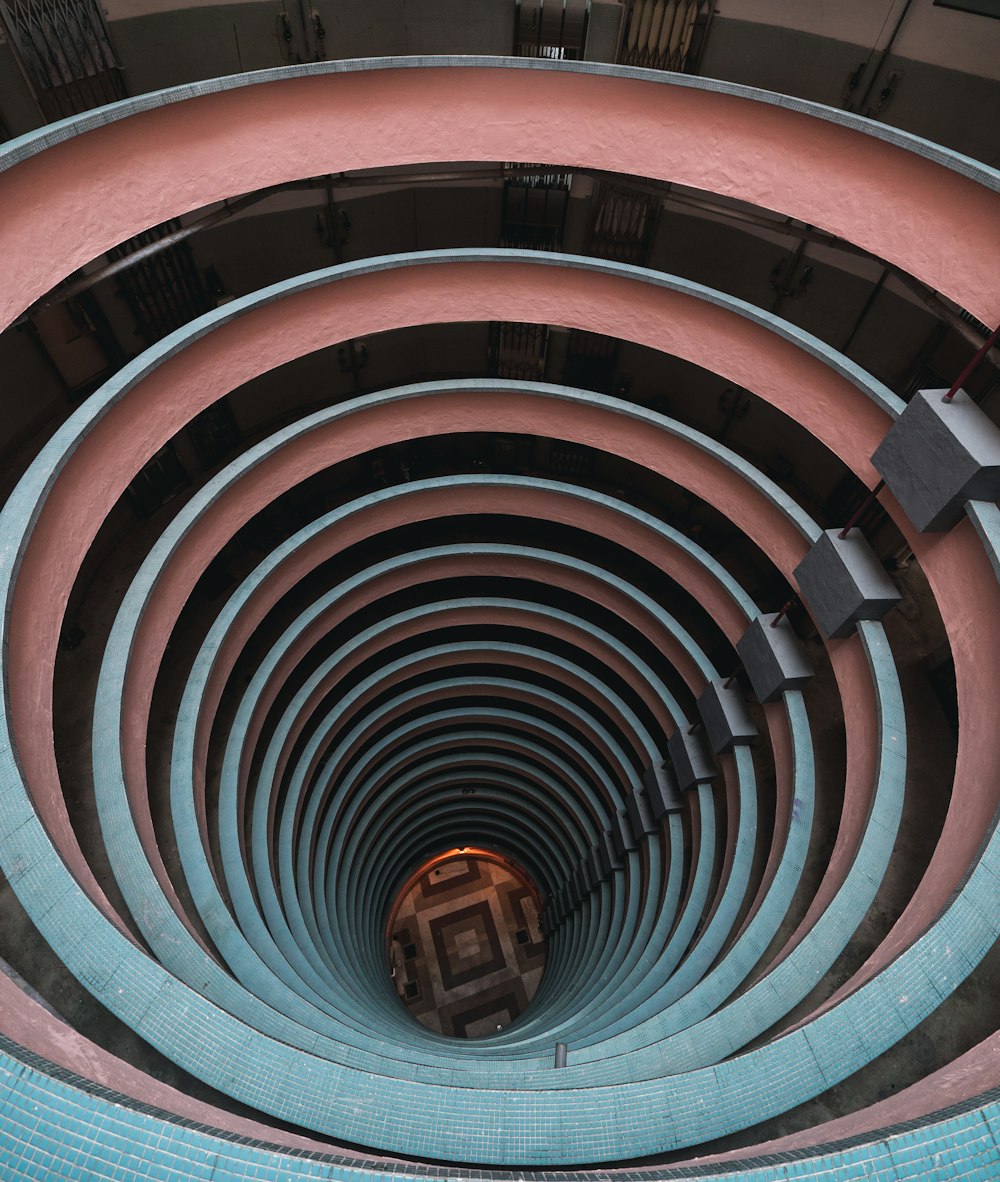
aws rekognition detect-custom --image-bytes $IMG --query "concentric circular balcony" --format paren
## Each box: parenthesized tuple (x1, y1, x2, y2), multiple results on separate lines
(0, 57, 998, 1181)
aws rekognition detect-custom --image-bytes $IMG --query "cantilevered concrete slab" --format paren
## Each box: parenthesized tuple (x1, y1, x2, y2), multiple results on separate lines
(612, 809, 638, 855)
(600, 829, 624, 871)
(642, 761, 684, 817)
(668, 725, 718, 790)
(698, 680, 758, 754)
(737, 614, 814, 703)
(795, 528, 901, 639)
(627, 786, 661, 836)
(872, 388, 1000, 532)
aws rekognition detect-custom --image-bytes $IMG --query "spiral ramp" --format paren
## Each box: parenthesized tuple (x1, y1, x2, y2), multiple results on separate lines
(0, 52, 998, 1181)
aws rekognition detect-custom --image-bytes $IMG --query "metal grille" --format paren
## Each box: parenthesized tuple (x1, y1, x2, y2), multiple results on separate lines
(564, 331, 618, 392)
(492, 434, 534, 470)
(548, 440, 593, 476)
(501, 172, 570, 252)
(560, 180, 660, 391)
(489, 322, 549, 381)
(514, 0, 590, 59)
(187, 401, 240, 472)
(958, 308, 994, 339)
(589, 180, 659, 265)
(494, 156, 570, 380)
(0, 0, 125, 120)
(125, 442, 188, 517)
(618, 0, 714, 73)
(108, 221, 217, 345)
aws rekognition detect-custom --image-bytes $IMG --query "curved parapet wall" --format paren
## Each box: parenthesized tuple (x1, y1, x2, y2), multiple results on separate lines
(0, 58, 997, 1178)
(2, 57, 999, 324)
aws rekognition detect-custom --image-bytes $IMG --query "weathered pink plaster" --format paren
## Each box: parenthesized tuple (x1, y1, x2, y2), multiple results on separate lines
(9, 266, 825, 937)
(2, 257, 996, 1139)
(1, 67, 998, 330)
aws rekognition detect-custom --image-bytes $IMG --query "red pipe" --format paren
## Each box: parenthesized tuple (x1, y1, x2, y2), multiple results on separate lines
(838, 479, 886, 539)
(769, 598, 798, 628)
(942, 322, 1000, 402)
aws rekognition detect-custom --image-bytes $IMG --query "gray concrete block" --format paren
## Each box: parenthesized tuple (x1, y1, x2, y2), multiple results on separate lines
(643, 760, 684, 816)
(600, 829, 624, 871)
(698, 680, 758, 754)
(612, 809, 638, 854)
(736, 613, 814, 703)
(628, 784, 661, 835)
(596, 839, 611, 877)
(667, 725, 717, 789)
(586, 847, 602, 887)
(872, 388, 1000, 532)
(794, 527, 901, 638)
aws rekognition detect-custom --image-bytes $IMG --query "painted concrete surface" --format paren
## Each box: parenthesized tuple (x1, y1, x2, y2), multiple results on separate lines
(0, 58, 998, 1178)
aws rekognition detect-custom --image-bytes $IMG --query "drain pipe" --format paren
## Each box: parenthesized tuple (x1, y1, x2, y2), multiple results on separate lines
(554, 1042, 568, 1069)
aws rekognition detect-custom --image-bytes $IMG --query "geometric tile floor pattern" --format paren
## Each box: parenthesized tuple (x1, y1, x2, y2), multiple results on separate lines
(388, 853, 546, 1037)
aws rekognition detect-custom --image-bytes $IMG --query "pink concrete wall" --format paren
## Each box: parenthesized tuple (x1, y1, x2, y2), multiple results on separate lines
(1, 67, 998, 328)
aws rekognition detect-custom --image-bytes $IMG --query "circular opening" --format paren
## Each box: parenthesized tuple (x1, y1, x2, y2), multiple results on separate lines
(386, 848, 547, 1038)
